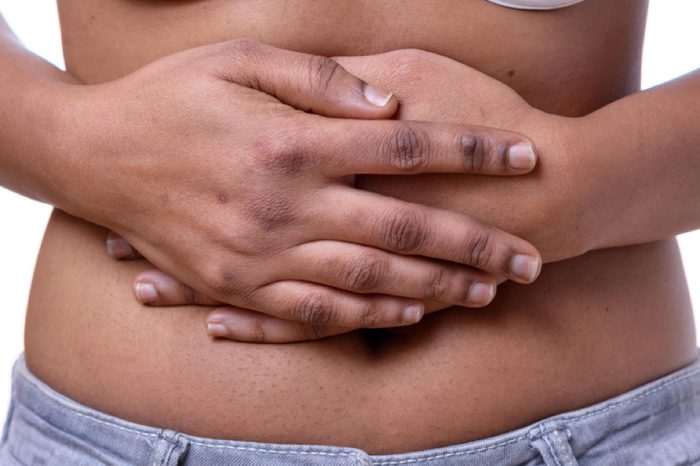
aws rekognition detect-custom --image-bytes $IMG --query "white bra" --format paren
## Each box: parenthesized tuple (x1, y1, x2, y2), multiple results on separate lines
(485, 0, 584, 10)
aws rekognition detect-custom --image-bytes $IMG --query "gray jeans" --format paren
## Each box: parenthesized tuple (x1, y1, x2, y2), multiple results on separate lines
(1, 353, 700, 465)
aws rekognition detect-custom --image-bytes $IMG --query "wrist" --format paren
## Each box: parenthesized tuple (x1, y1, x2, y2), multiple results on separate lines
(24, 82, 88, 210)
(0, 78, 78, 206)
(571, 105, 646, 252)
(516, 109, 596, 262)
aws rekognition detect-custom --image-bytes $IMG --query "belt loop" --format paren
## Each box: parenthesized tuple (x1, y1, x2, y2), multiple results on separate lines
(152, 429, 190, 466)
(529, 422, 578, 466)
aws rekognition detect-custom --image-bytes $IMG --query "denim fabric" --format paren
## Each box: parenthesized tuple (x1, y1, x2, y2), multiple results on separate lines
(1, 353, 699, 466)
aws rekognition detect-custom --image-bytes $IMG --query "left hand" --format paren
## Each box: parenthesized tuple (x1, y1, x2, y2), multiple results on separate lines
(110, 49, 588, 342)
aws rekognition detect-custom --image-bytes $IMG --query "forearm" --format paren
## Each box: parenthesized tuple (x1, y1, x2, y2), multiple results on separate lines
(578, 69, 700, 251)
(0, 15, 78, 206)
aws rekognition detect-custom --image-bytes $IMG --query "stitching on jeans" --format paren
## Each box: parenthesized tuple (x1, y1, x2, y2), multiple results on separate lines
(556, 431, 577, 466)
(371, 438, 527, 465)
(184, 437, 528, 464)
(184, 441, 362, 459)
(551, 430, 575, 466)
(557, 432, 578, 466)
(542, 435, 562, 466)
(13, 361, 700, 462)
(159, 432, 186, 466)
(158, 435, 172, 466)
(153, 434, 168, 466)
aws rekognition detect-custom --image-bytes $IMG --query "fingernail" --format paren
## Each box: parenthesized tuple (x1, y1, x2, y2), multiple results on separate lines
(106, 236, 132, 258)
(510, 254, 542, 283)
(363, 83, 394, 107)
(467, 282, 496, 306)
(207, 323, 228, 338)
(401, 304, 424, 324)
(507, 142, 536, 170)
(134, 282, 157, 304)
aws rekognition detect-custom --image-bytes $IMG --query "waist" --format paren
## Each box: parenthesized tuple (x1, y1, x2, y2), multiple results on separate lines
(6, 352, 700, 464)
(23, 210, 698, 454)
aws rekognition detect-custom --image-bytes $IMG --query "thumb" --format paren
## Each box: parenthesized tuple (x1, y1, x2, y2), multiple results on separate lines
(213, 38, 398, 119)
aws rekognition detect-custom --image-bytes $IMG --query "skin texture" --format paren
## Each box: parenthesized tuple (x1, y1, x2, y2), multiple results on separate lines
(0, 0, 695, 455)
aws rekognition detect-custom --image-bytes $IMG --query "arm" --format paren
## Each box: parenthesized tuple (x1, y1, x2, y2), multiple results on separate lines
(158, 50, 699, 342)
(0, 15, 78, 205)
(342, 50, 700, 260)
(0, 18, 543, 331)
(575, 69, 700, 252)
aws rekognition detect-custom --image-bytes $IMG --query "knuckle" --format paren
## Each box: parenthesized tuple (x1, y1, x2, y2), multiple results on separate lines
(387, 49, 431, 77)
(425, 268, 450, 301)
(253, 132, 317, 178)
(461, 133, 488, 173)
(358, 302, 384, 327)
(381, 207, 429, 253)
(303, 324, 330, 341)
(462, 230, 497, 269)
(495, 141, 509, 172)
(272, 149, 313, 176)
(251, 319, 268, 343)
(244, 191, 297, 230)
(178, 282, 198, 304)
(293, 292, 337, 325)
(307, 55, 342, 94)
(385, 124, 431, 172)
(215, 37, 266, 86)
(202, 265, 247, 300)
(345, 252, 387, 292)
(251, 125, 317, 177)
(226, 37, 262, 59)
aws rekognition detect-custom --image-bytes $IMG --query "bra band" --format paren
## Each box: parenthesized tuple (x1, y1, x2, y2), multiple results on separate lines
(485, 0, 585, 10)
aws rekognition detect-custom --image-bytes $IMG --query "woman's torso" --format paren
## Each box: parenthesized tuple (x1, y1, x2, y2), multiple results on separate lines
(24, 0, 697, 455)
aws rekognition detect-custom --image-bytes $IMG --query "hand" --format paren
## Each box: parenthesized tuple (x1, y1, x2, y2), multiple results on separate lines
(183, 49, 583, 342)
(55, 39, 542, 334)
(338, 50, 588, 262)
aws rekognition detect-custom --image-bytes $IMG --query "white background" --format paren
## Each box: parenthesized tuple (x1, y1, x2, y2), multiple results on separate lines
(1, 0, 699, 426)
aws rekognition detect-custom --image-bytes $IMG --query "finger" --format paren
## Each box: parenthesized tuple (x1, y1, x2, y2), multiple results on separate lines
(133, 269, 222, 306)
(310, 119, 537, 176)
(286, 241, 497, 307)
(206, 308, 351, 343)
(106, 231, 143, 260)
(247, 281, 426, 329)
(317, 187, 542, 284)
(213, 38, 398, 118)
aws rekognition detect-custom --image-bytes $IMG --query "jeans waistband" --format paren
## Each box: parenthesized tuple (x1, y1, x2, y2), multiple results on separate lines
(6, 353, 700, 465)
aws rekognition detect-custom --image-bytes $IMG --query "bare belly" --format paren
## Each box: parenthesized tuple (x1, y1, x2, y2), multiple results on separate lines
(24, 0, 697, 455)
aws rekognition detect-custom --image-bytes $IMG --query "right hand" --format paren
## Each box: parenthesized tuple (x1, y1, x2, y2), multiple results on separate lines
(56, 38, 542, 330)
